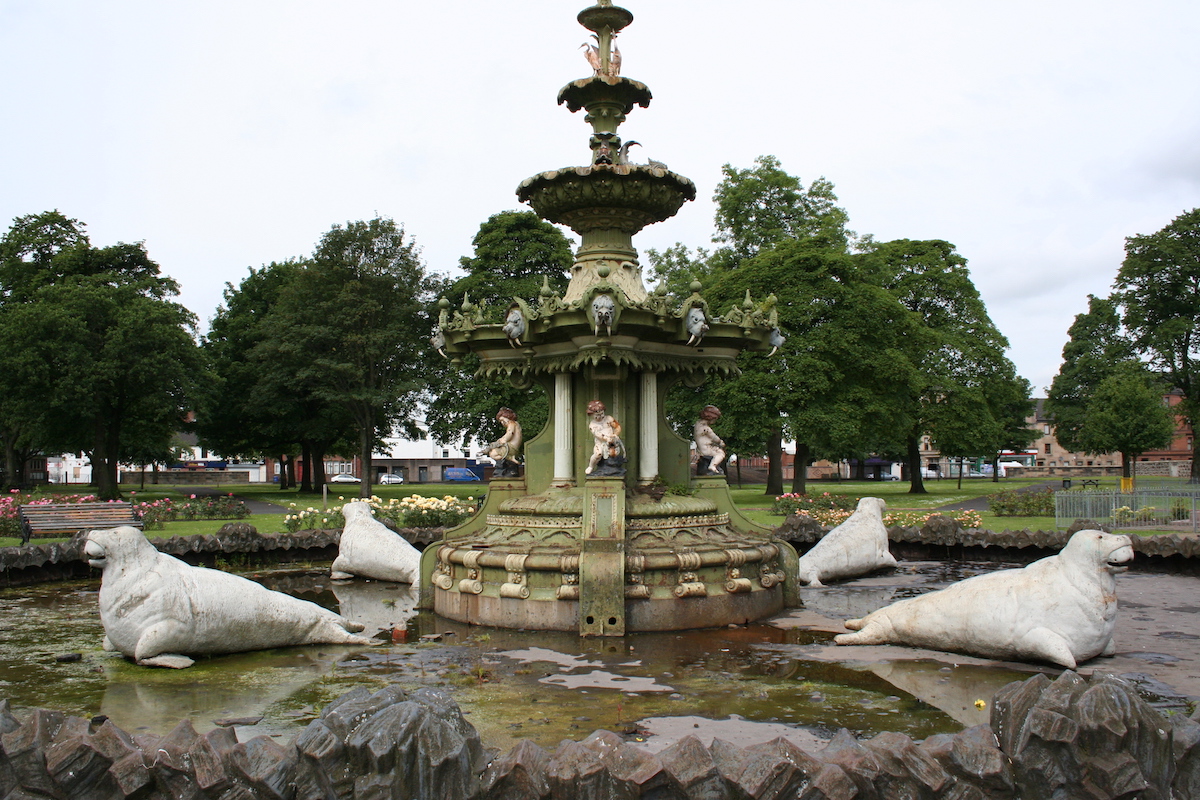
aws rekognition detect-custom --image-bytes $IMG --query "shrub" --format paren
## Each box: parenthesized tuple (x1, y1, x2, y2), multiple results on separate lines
(131, 494, 250, 530)
(986, 488, 1055, 516)
(770, 492, 857, 517)
(283, 494, 476, 533)
(787, 507, 983, 529)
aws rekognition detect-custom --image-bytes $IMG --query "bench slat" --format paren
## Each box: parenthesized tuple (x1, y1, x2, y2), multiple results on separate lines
(18, 502, 143, 542)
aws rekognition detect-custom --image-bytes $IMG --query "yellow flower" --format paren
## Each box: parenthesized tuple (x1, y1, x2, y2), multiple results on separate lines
(974, 699, 987, 709)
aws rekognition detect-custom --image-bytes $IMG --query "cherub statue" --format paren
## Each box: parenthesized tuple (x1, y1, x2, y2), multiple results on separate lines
(484, 408, 522, 479)
(585, 400, 625, 477)
(694, 405, 726, 475)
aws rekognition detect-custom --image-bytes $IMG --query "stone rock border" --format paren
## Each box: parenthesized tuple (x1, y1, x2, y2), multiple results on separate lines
(3, 516, 1198, 587)
(775, 513, 1200, 560)
(0, 527, 444, 588)
(1, 670, 1196, 799)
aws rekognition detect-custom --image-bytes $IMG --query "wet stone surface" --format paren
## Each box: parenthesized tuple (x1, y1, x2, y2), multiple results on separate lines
(0, 557, 1196, 756)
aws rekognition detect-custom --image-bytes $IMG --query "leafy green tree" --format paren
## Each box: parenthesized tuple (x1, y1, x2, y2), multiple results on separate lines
(425, 211, 573, 450)
(670, 158, 860, 494)
(0, 210, 89, 299)
(1075, 366, 1176, 478)
(869, 238, 1023, 494)
(1045, 295, 1135, 453)
(705, 242, 923, 496)
(645, 243, 712, 299)
(1112, 208, 1200, 481)
(0, 215, 198, 499)
(980, 367, 1037, 481)
(259, 216, 435, 498)
(712, 155, 852, 261)
(198, 260, 356, 491)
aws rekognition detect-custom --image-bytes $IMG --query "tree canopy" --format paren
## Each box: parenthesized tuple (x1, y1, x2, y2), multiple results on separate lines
(868, 238, 1030, 493)
(424, 211, 573, 450)
(1076, 367, 1176, 477)
(261, 217, 434, 498)
(1045, 294, 1136, 454)
(1113, 208, 1200, 480)
(0, 211, 199, 498)
(651, 158, 1028, 496)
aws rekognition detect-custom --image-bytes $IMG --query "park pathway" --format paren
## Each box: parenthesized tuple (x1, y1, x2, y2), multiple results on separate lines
(174, 486, 289, 516)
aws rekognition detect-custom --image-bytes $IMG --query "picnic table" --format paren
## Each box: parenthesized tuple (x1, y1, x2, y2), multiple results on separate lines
(17, 502, 142, 545)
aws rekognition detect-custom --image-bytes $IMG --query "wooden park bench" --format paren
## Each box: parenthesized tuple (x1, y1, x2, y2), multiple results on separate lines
(18, 502, 143, 545)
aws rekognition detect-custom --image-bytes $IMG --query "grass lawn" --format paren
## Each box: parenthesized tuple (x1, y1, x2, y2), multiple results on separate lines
(3, 477, 1178, 547)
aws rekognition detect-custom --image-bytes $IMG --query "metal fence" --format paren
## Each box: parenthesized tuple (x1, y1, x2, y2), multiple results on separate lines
(1055, 490, 1199, 533)
(1128, 479, 1200, 495)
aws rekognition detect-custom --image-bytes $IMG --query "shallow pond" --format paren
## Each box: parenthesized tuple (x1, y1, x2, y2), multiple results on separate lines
(0, 558, 1193, 754)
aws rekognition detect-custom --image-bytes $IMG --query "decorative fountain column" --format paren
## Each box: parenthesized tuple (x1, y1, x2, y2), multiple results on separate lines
(420, 1, 797, 636)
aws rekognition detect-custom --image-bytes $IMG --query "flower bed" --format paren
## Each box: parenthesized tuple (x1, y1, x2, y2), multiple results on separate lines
(283, 494, 475, 533)
(786, 506, 984, 529)
(770, 492, 857, 517)
(771, 492, 982, 529)
(133, 494, 251, 530)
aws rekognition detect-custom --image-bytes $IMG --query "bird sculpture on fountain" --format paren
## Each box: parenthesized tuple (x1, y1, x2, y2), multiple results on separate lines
(581, 40, 602, 75)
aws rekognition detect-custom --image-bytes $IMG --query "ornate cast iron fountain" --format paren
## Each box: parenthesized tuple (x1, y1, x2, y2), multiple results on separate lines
(421, 2, 796, 635)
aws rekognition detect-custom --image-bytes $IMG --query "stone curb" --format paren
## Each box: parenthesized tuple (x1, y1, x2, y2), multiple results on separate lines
(773, 513, 1200, 559)
(1, 670, 1195, 799)
(0, 526, 445, 587)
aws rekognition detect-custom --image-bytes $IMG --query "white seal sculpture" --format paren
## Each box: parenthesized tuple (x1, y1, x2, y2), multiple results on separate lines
(834, 529, 1134, 669)
(86, 526, 374, 669)
(795, 496, 897, 587)
(331, 500, 420, 583)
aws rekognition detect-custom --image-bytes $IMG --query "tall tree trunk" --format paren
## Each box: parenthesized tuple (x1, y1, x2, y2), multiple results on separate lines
(359, 413, 374, 499)
(277, 455, 289, 490)
(765, 425, 784, 496)
(906, 430, 927, 494)
(1122, 451, 1132, 479)
(2, 435, 17, 490)
(790, 442, 810, 495)
(312, 445, 328, 487)
(281, 454, 294, 490)
(92, 421, 122, 500)
(300, 443, 314, 493)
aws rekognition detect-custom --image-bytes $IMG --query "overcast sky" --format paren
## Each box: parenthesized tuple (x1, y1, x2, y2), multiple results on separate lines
(3, 1, 1199, 395)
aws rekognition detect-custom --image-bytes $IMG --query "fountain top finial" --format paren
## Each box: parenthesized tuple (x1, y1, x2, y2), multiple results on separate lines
(578, 3, 633, 34)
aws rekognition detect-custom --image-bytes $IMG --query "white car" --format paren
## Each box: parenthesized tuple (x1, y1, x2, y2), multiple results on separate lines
(329, 473, 360, 484)
(377, 473, 404, 484)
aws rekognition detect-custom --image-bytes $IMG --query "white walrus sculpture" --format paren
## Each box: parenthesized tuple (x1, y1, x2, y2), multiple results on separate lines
(86, 526, 374, 669)
(331, 500, 420, 582)
(834, 529, 1135, 669)
(796, 496, 897, 587)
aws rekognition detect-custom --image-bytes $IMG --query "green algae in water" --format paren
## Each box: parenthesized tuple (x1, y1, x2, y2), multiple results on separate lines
(0, 565, 1037, 751)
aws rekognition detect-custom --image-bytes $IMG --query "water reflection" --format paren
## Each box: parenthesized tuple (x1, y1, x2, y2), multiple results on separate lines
(331, 581, 419, 638)
(0, 559, 1191, 754)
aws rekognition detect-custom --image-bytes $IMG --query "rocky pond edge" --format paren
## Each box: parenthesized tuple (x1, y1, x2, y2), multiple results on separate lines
(3, 668, 1198, 799)
(2, 515, 1198, 587)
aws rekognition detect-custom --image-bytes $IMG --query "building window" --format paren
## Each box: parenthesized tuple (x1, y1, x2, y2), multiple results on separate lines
(1045, 444, 1052, 454)
(1037, 460, 1045, 467)
(1043, 424, 1051, 434)
(442, 449, 451, 459)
